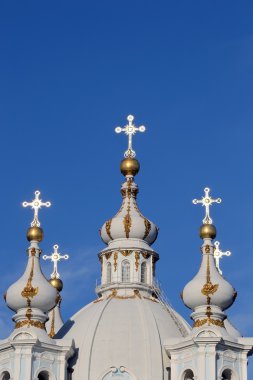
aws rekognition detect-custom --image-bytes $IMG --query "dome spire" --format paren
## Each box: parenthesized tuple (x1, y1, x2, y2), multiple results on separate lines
(44, 244, 69, 337)
(182, 188, 237, 333)
(5, 190, 57, 341)
(115, 114, 145, 158)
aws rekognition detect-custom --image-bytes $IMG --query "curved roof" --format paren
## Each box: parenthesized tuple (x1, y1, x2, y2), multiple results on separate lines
(57, 296, 191, 380)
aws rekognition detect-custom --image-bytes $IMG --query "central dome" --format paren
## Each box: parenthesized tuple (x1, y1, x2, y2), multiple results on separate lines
(57, 295, 190, 380)
(101, 177, 158, 246)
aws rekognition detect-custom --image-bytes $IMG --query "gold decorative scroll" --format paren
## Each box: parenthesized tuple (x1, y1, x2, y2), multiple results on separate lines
(121, 250, 132, 257)
(107, 289, 141, 300)
(135, 252, 140, 271)
(193, 318, 224, 328)
(15, 320, 46, 330)
(143, 219, 151, 240)
(123, 212, 132, 238)
(48, 308, 55, 338)
(21, 256, 38, 303)
(113, 252, 118, 272)
(105, 219, 113, 240)
(105, 252, 112, 260)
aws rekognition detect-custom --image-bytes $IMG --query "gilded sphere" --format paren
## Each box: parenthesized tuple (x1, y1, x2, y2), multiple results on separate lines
(199, 224, 216, 239)
(26, 226, 44, 242)
(120, 158, 140, 176)
(49, 277, 63, 292)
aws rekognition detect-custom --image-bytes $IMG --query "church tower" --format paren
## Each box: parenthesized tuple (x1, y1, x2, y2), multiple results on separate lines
(165, 188, 253, 380)
(0, 191, 74, 380)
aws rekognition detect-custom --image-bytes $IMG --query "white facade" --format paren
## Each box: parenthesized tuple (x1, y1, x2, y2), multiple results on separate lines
(0, 126, 252, 380)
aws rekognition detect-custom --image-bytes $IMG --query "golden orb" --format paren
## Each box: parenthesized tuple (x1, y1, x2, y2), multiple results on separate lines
(27, 226, 44, 242)
(200, 224, 216, 239)
(49, 277, 63, 292)
(120, 158, 140, 176)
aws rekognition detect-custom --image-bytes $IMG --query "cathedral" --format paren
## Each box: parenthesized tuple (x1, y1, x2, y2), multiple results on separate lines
(0, 115, 252, 380)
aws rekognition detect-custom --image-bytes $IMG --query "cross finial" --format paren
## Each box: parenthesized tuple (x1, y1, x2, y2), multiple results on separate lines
(214, 241, 231, 275)
(115, 115, 146, 158)
(22, 190, 51, 227)
(43, 244, 69, 279)
(192, 187, 222, 224)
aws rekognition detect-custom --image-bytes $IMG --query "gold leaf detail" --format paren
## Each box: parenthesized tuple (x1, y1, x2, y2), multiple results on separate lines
(105, 252, 112, 260)
(201, 283, 219, 296)
(194, 318, 224, 328)
(15, 320, 46, 330)
(123, 213, 132, 238)
(105, 219, 113, 240)
(21, 256, 38, 301)
(135, 252, 140, 271)
(122, 250, 132, 257)
(113, 252, 118, 272)
(107, 289, 141, 300)
(48, 308, 55, 338)
(143, 219, 151, 240)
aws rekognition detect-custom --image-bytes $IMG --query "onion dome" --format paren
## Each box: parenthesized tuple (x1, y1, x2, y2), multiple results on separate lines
(5, 191, 57, 337)
(100, 115, 158, 246)
(181, 188, 236, 331)
(43, 244, 69, 337)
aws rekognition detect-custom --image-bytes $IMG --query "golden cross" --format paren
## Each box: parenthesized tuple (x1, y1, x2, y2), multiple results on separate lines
(192, 187, 221, 224)
(43, 244, 69, 279)
(214, 241, 231, 275)
(22, 190, 51, 227)
(115, 115, 145, 158)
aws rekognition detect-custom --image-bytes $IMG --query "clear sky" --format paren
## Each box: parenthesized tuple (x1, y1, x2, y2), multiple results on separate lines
(0, 0, 253, 374)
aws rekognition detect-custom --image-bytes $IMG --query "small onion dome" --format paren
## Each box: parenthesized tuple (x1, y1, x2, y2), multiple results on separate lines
(120, 158, 140, 177)
(182, 248, 235, 311)
(6, 244, 57, 313)
(27, 226, 44, 242)
(101, 178, 158, 245)
(49, 277, 63, 292)
(200, 224, 216, 239)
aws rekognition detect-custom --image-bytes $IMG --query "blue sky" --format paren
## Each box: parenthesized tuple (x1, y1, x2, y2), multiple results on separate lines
(0, 0, 253, 374)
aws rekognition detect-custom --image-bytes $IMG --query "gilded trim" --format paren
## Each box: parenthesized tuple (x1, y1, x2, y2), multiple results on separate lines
(143, 219, 151, 240)
(48, 308, 55, 338)
(113, 252, 118, 272)
(21, 256, 38, 304)
(15, 320, 46, 330)
(135, 252, 140, 271)
(105, 219, 113, 240)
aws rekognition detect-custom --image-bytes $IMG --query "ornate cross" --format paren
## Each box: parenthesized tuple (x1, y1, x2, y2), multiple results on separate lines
(115, 115, 145, 158)
(214, 241, 231, 275)
(192, 187, 221, 224)
(43, 244, 69, 279)
(22, 190, 51, 227)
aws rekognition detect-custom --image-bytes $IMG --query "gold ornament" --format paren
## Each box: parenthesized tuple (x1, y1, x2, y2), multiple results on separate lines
(113, 252, 118, 272)
(120, 158, 140, 177)
(49, 277, 63, 292)
(200, 224, 217, 239)
(27, 226, 44, 242)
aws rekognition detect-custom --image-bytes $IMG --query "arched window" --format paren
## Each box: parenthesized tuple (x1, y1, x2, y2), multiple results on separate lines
(107, 262, 112, 283)
(0, 372, 10, 380)
(222, 369, 235, 380)
(183, 369, 194, 380)
(38, 371, 50, 380)
(141, 262, 147, 283)
(122, 260, 130, 282)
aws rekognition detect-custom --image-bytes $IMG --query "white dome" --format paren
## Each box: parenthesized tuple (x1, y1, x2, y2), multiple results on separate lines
(6, 242, 57, 313)
(182, 246, 236, 311)
(57, 296, 191, 380)
(101, 178, 158, 246)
